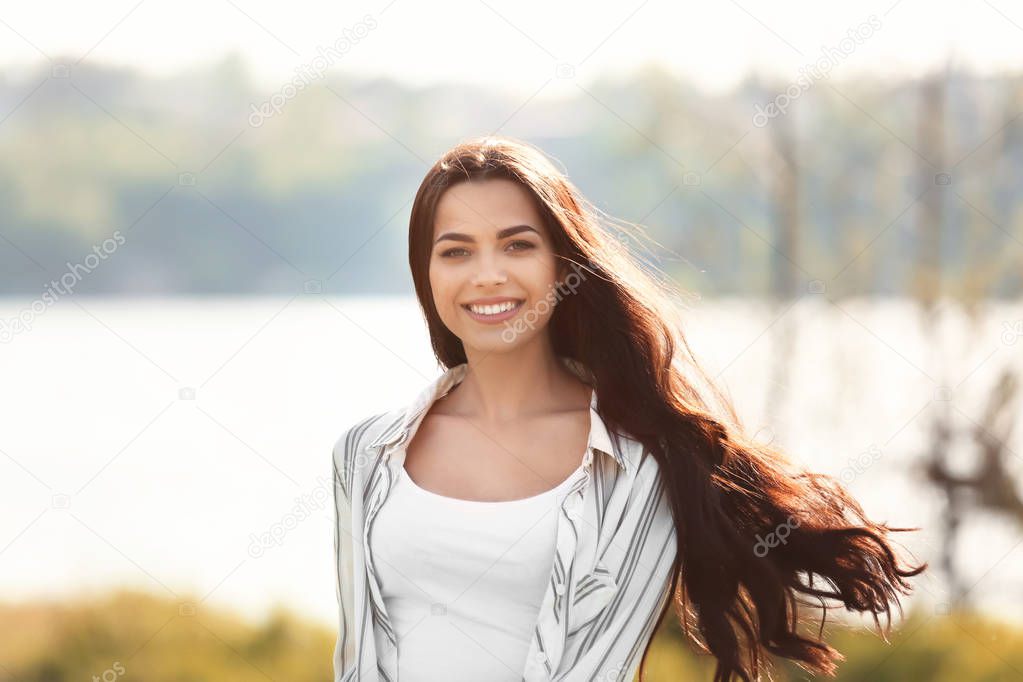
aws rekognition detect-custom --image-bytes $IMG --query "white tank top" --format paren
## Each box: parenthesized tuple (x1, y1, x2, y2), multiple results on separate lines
(370, 461, 583, 681)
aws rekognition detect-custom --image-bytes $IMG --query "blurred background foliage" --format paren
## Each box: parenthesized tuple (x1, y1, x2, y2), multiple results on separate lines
(2, 590, 1022, 681)
(1, 56, 1021, 299)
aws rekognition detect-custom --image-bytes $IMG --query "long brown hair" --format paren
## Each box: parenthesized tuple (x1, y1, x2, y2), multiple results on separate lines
(406, 135, 927, 681)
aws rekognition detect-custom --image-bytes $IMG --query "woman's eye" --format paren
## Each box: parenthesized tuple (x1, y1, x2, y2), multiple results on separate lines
(439, 241, 534, 258)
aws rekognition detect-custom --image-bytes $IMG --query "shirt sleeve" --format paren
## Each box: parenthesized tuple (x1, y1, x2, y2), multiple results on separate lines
(332, 428, 358, 682)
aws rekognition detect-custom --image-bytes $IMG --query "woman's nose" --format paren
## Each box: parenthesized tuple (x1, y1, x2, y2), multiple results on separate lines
(470, 254, 508, 286)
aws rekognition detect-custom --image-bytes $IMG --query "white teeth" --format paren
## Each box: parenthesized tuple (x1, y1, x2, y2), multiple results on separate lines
(467, 300, 520, 315)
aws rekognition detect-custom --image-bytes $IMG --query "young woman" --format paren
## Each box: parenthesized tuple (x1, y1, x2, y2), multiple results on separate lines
(332, 136, 926, 682)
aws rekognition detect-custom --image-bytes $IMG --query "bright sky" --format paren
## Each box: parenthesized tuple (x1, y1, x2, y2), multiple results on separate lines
(1, 0, 1021, 96)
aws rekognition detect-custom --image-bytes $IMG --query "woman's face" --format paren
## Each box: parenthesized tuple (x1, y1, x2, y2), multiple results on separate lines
(429, 178, 562, 355)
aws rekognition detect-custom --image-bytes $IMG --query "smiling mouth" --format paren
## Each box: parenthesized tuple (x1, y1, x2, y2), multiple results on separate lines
(460, 299, 525, 318)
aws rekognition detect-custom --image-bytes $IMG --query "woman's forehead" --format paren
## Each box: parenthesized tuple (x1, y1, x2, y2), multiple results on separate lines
(434, 179, 546, 236)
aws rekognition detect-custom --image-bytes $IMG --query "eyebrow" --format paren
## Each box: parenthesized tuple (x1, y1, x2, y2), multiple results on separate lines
(434, 224, 540, 245)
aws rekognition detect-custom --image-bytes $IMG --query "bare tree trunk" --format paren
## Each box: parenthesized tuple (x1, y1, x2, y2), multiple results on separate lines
(914, 68, 964, 608)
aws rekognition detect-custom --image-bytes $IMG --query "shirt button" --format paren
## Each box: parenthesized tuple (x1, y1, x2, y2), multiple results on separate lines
(553, 581, 565, 596)
(535, 651, 547, 662)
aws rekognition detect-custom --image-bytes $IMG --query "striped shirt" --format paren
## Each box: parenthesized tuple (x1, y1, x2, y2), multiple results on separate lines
(332, 356, 678, 681)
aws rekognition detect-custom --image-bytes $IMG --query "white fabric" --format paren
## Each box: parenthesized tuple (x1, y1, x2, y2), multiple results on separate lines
(370, 459, 582, 681)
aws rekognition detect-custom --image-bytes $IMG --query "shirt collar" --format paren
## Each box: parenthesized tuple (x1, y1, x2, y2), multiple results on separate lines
(367, 355, 627, 472)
